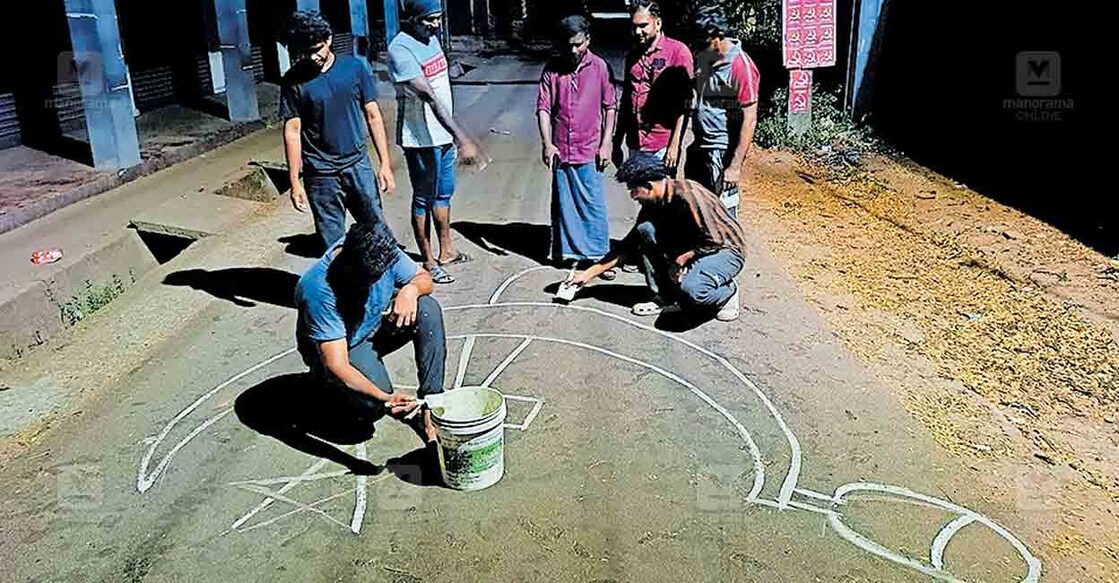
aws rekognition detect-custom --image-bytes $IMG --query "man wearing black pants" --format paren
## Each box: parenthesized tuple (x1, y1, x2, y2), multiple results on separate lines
(280, 11, 397, 251)
(295, 221, 445, 443)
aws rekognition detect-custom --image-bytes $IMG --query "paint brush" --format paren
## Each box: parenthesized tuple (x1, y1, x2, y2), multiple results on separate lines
(385, 399, 427, 421)
(554, 267, 581, 303)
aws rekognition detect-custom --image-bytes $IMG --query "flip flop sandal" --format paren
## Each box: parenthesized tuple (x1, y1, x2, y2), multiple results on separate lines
(631, 302, 661, 316)
(439, 252, 473, 267)
(429, 265, 456, 284)
(599, 268, 617, 281)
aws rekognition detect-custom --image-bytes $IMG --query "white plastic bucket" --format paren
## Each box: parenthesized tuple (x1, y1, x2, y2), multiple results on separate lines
(426, 387, 507, 491)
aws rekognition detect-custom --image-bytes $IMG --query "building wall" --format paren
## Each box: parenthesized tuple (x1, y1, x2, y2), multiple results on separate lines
(865, 0, 1095, 249)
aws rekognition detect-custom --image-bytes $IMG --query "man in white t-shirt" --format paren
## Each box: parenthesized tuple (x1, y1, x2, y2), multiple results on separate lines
(388, 0, 483, 285)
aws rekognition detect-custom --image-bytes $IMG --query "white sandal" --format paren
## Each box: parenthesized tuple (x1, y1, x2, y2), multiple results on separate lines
(631, 298, 680, 317)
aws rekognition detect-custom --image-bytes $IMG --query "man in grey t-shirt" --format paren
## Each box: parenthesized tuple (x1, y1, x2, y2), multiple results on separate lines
(388, 0, 484, 284)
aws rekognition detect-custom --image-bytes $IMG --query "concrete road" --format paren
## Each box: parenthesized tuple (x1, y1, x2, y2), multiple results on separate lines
(0, 58, 1043, 582)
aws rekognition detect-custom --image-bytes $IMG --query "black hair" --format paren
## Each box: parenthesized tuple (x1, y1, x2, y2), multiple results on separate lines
(616, 153, 671, 187)
(280, 11, 332, 52)
(696, 6, 731, 38)
(630, 0, 661, 18)
(558, 14, 591, 39)
(327, 221, 401, 339)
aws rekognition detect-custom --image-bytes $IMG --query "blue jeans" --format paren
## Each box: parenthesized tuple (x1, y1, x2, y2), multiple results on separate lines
(634, 221, 744, 310)
(685, 145, 739, 218)
(404, 145, 457, 216)
(305, 156, 384, 249)
(313, 295, 447, 424)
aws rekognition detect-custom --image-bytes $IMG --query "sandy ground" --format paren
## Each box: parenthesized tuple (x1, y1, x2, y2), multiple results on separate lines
(0, 55, 1112, 582)
(740, 148, 1119, 580)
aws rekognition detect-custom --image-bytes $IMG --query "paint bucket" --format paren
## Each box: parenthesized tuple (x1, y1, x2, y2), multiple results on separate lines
(426, 387, 507, 491)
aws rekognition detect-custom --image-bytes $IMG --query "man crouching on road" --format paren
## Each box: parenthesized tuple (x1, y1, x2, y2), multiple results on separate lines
(295, 221, 445, 443)
(571, 155, 745, 322)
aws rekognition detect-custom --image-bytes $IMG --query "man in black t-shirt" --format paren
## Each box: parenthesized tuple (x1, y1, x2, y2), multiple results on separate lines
(279, 11, 397, 249)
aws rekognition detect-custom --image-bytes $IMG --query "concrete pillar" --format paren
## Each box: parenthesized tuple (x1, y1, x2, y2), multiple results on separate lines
(349, 0, 369, 58)
(63, 0, 141, 171)
(384, 0, 400, 43)
(846, 0, 888, 120)
(214, 0, 260, 121)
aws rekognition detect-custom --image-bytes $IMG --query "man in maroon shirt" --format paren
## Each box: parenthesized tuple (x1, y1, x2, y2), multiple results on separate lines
(537, 15, 618, 268)
(612, 0, 694, 172)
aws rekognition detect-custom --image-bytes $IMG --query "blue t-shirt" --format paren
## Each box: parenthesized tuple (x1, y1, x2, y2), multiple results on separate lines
(294, 241, 420, 365)
(280, 55, 379, 174)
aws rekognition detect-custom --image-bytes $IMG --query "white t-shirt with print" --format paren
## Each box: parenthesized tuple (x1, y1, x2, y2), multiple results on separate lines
(388, 33, 455, 148)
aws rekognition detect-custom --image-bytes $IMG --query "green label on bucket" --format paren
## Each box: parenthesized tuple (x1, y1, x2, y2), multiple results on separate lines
(440, 428, 504, 489)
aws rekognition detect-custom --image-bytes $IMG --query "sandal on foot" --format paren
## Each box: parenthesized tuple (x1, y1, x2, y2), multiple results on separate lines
(599, 268, 617, 281)
(429, 265, 455, 284)
(439, 252, 473, 266)
(631, 299, 680, 317)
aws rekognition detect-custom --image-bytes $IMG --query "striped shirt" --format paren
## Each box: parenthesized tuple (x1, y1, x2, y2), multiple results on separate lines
(624, 179, 746, 260)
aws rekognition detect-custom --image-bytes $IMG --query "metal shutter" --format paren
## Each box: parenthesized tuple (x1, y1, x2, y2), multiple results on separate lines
(0, 93, 20, 149)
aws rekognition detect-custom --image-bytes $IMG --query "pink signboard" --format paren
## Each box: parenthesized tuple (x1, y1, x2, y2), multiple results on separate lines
(789, 69, 813, 114)
(783, 0, 837, 69)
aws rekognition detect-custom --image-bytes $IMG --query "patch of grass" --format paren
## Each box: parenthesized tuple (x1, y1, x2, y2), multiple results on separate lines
(59, 275, 127, 327)
(755, 84, 881, 157)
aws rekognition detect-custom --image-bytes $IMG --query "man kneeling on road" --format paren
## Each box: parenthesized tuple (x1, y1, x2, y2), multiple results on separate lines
(295, 221, 445, 444)
(570, 155, 745, 322)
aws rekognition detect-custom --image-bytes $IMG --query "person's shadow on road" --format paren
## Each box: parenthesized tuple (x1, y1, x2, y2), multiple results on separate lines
(452, 221, 552, 264)
(277, 234, 323, 259)
(234, 373, 442, 487)
(162, 267, 299, 308)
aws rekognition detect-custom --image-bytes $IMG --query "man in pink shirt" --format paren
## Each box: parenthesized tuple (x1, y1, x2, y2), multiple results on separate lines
(537, 15, 618, 267)
(612, 0, 694, 172)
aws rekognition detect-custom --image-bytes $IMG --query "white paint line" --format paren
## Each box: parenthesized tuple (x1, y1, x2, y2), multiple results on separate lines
(137, 347, 298, 493)
(238, 474, 393, 534)
(235, 483, 351, 531)
(753, 498, 836, 517)
(238, 490, 354, 533)
(481, 338, 533, 387)
(465, 278, 799, 502)
(351, 444, 368, 534)
(497, 394, 544, 431)
(447, 332, 766, 501)
(446, 302, 793, 503)
(487, 266, 553, 305)
(230, 458, 329, 530)
(519, 399, 545, 431)
(453, 336, 476, 389)
(794, 487, 838, 504)
(833, 482, 1041, 583)
(228, 470, 352, 487)
(787, 500, 840, 518)
(828, 511, 962, 582)
(930, 515, 976, 570)
(140, 407, 234, 493)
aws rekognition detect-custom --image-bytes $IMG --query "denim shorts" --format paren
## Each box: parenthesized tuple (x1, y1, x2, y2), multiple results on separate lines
(404, 144, 457, 216)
